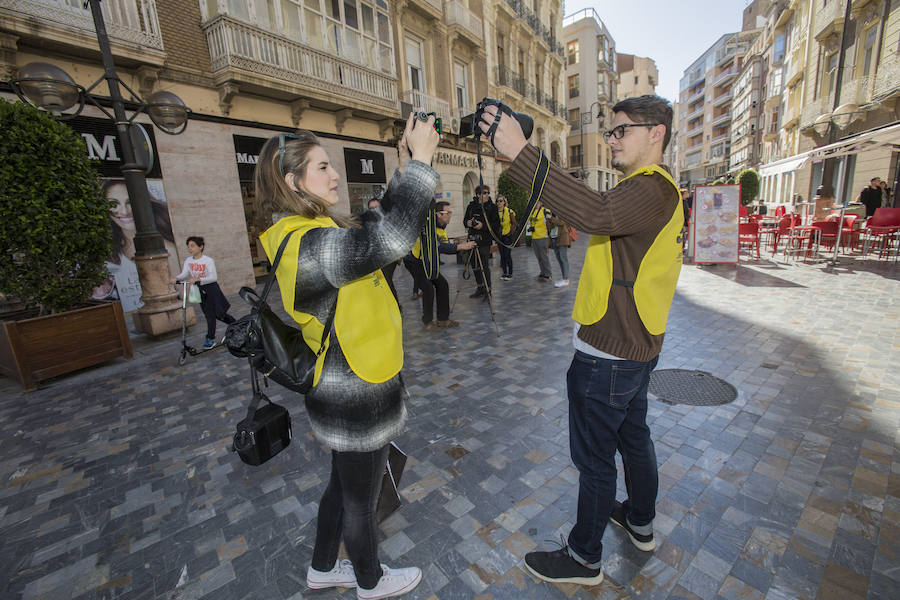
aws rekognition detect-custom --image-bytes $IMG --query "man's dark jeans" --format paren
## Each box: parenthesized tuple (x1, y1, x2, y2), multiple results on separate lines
(473, 243, 492, 290)
(566, 351, 659, 567)
(311, 444, 389, 589)
(405, 256, 449, 323)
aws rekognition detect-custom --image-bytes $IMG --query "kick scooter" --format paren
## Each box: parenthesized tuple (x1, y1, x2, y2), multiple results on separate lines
(176, 281, 224, 365)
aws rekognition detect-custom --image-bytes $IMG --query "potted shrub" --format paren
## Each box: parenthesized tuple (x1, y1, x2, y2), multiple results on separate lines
(0, 99, 133, 391)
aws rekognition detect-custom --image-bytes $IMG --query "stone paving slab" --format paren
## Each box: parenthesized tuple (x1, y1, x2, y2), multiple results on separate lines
(1, 242, 898, 600)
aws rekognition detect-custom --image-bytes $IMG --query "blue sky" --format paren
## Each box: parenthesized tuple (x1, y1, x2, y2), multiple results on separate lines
(563, 0, 753, 102)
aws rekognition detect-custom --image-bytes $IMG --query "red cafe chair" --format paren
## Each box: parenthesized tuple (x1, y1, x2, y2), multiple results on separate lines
(738, 221, 761, 259)
(811, 220, 839, 252)
(863, 208, 900, 257)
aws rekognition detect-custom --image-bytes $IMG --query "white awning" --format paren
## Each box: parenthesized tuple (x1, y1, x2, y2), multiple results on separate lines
(757, 153, 810, 177)
(809, 122, 900, 160)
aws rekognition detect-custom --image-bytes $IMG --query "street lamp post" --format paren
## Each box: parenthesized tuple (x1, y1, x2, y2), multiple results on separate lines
(10, 0, 192, 336)
(580, 100, 604, 182)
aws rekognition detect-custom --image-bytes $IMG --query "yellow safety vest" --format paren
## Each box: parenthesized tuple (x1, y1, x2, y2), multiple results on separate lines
(411, 226, 449, 258)
(530, 207, 548, 239)
(499, 207, 515, 235)
(572, 165, 683, 336)
(260, 215, 403, 385)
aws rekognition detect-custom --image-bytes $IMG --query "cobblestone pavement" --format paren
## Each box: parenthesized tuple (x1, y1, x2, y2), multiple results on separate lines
(1, 240, 898, 600)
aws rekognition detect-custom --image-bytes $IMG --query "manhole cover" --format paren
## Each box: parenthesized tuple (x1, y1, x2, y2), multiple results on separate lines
(649, 369, 737, 406)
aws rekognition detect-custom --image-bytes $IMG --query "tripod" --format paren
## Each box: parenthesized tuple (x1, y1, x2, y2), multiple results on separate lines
(452, 243, 500, 336)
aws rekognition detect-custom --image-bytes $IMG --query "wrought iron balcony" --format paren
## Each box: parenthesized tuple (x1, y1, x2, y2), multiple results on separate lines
(204, 15, 398, 113)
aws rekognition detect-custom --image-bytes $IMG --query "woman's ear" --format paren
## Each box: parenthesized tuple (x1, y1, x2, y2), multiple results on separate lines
(284, 172, 299, 192)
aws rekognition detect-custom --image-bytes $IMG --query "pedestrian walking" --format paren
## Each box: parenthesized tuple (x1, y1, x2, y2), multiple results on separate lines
(546, 211, 571, 287)
(496, 195, 517, 280)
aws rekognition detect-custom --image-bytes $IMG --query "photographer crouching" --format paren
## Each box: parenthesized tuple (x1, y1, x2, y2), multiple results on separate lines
(463, 184, 500, 299)
(478, 95, 682, 587)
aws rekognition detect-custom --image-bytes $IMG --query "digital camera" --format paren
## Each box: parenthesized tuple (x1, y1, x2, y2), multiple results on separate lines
(459, 98, 534, 140)
(413, 111, 442, 134)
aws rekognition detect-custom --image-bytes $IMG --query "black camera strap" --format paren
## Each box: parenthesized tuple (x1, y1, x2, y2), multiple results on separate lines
(476, 146, 550, 250)
(418, 202, 440, 280)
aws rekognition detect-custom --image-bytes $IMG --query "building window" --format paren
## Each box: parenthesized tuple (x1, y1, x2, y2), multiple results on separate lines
(406, 35, 425, 94)
(862, 26, 877, 76)
(824, 52, 838, 97)
(497, 33, 506, 66)
(568, 108, 579, 123)
(454, 61, 469, 111)
(568, 74, 579, 98)
(279, 0, 392, 72)
(567, 40, 579, 65)
(570, 144, 582, 166)
(635, 75, 639, 85)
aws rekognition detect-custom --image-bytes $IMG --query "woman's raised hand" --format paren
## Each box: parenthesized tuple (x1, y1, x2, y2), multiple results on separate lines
(406, 109, 440, 164)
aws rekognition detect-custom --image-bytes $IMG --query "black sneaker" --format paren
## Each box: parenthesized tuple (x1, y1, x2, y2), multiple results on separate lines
(469, 288, 485, 298)
(609, 501, 656, 551)
(524, 547, 603, 586)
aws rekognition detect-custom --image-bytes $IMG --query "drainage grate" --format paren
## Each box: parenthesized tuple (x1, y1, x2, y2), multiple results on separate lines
(649, 369, 737, 406)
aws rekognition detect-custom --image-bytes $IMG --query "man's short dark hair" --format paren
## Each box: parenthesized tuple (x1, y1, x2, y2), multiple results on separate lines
(435, 201, 450, 212)
(186, 236, 204, 248)
(871, 177, 881, 183)
(612, 95, 673, 153)
(475, 185, 490, 195)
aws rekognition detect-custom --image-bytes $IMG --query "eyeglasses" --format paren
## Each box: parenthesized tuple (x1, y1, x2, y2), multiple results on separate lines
(437, 210, 452, 214)
(602, 123, 659, 143)
(481, 191, 490, 195)
(278, 133, 301, 177)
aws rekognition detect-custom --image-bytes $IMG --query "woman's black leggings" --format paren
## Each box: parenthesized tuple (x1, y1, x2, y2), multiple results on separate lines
(311, 444, 390, 590)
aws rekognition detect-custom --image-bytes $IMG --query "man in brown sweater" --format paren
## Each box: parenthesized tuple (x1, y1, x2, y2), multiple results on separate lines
(478, 95, 682, 586)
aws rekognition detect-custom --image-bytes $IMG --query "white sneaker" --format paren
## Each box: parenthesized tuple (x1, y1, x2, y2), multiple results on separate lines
(307, 559, 357, 589)
(554, 279, 569, 287)
(357, 564, 422, 599)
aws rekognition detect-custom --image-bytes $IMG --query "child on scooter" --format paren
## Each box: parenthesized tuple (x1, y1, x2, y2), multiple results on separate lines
(171, 236, 235, 348)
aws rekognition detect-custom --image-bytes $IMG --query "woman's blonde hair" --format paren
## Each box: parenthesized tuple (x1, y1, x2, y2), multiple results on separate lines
(255, 130, 355, 227)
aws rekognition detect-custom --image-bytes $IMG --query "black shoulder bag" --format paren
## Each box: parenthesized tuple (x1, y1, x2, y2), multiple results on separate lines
(225, 230, 336, 394)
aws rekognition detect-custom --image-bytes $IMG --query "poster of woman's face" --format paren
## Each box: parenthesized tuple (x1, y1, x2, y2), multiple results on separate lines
(91, 179, 177, 312)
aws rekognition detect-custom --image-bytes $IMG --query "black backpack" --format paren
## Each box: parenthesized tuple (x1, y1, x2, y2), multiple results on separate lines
(225, 230, 335, 393)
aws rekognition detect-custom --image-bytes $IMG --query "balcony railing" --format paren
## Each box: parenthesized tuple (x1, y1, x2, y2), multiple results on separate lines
(414, 0, 443, 13)
(445, 0, 483, 43)
(813, 0, 844, 41)
(2, 0, 164, 49)
(799, 96, 832, 129)
(712, 90, 733, 106)
(782, 102, 799, 128)
(713, 66, 737, 86)
(785, 58, 803, 87)
(840, 75, 875, 106)
(204, 15, 398, 111)
(402, 90, 450, 121)
(688, 86, 705, 103)
(874, 53, 900, 99)
(711, 112, 731, 127)
(685, 123, 703, 138)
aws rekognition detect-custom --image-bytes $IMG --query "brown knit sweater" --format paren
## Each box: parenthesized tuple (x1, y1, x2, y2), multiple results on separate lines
(507, 145, 681, 362)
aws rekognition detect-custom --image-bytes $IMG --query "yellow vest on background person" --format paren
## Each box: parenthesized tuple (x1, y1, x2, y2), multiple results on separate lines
(260, 215, 403, 385)
(499, 207, 516, 235)
(411, 226, 450, 258)
(530, 206, 548, 239)
(572, 165, 683, 336)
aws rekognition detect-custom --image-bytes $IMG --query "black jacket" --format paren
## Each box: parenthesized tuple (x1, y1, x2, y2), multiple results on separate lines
(464, 197, 501, 246)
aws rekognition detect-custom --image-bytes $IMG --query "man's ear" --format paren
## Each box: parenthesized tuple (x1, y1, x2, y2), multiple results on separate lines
(651, 124, 666, 145)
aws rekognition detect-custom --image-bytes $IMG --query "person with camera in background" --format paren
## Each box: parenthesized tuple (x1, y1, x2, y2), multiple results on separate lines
(406, 201, 475, 328)
(479, 95, 682, 587)
(463, 184, 500, 298)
